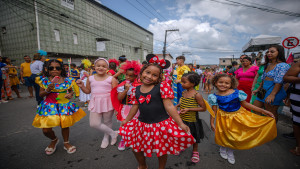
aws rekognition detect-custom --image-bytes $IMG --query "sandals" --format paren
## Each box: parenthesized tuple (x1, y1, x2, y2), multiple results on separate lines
(63, 141, 76, 154)
(290, 147, 300, 156)
(191, 151, 200, 163)
(45, 137, 59, 155)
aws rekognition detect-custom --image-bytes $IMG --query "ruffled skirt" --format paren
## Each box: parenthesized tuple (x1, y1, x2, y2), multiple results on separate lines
(215, 106, 277, 150)
(183, 118, 204, 143)
(119, 117, 195, 157)
(88, 93, 113, 113)
(32, 101, 86, 128)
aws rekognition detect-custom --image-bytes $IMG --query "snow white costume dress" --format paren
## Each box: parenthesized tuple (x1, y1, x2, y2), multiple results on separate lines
(32, 76, 86, 128)
(208, 89, 277, 150)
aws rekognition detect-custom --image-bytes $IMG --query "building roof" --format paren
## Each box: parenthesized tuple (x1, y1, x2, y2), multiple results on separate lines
(86, 0, 153, 35)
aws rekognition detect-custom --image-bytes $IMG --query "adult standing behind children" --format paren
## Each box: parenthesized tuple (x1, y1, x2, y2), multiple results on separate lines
(283, 61, 300, 156)
(20, 55, 33, 98)
(2, 57, 21, 98)
(253, 45, 290, 122)
(235, 56, 259, 103)
(30, 52, 45, 105)
(175, 56, 190, 101)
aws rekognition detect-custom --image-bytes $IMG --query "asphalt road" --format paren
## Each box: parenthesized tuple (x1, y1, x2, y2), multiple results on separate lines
(0, 86, 299, 169)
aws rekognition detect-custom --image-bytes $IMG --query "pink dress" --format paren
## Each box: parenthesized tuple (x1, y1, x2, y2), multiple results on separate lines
(235, 66, 259, 102)
(88, 75, 114, 113)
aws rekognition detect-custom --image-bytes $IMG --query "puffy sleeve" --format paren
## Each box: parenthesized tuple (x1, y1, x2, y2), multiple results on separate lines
(128, 87, 138, 105)
(117, 86, 124, 93)
(160, 81, 174, 99)
(238, 90, 247, 101)
(274, 63, 290, 84)
(208, 94, 217, 105)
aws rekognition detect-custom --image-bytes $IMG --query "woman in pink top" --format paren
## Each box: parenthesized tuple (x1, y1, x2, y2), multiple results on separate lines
(77, 58, 118, 149)
(235, 56, 259, 102)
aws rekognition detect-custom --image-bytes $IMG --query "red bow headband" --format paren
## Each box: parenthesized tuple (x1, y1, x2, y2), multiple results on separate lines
(149, 56, 167, 68)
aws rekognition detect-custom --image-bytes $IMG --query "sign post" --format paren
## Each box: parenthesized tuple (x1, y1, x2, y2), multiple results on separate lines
(282, 37, 299, 59)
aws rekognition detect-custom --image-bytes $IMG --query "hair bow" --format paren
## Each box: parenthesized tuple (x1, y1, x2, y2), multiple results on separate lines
(138, 94, 151, 104)
(149, 56, 167, 68)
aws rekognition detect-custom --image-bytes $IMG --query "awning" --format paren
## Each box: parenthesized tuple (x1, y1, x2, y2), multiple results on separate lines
(242, 35, 281, 52)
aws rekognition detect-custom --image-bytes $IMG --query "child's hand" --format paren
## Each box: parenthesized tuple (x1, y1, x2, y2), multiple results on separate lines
(64, 93, 73, 99)
(210, 122, 215, 132)
(76, 79, 84, 87)
(124, 83, 131, 91)
(180, 108, 190, 114)
(262, 110, 275, 119)
(178, 123, 190, 133)
(46, 83, 55, 92)
(120, 120, 128, 127)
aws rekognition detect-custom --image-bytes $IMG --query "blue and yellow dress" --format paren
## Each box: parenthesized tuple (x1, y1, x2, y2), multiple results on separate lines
(70, 69, 80, 97)
(208, 89, 277, 150)
(32, 77, 86, 128)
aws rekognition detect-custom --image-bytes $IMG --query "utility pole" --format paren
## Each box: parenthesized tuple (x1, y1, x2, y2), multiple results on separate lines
(163, 29, 179, 59)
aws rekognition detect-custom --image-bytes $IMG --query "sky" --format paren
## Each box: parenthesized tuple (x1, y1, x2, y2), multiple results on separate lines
(98, 0, 300, 64)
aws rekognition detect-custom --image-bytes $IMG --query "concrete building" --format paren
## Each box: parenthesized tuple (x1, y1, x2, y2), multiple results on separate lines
(219, 58, 241, 68)
(0, 0, 153, 66)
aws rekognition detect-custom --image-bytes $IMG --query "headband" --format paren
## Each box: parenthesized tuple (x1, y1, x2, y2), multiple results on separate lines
(94, 58, 109, 67)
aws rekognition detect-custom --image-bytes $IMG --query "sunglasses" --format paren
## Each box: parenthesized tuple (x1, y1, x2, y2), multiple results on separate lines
(48, 66, 62, 71)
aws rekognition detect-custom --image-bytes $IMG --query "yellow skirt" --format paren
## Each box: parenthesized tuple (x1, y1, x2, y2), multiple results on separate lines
(215, 106, 277, 150)
(9, 76, 20, 86)
(73, 83, 80, 97)
(32, 108, 86, 128)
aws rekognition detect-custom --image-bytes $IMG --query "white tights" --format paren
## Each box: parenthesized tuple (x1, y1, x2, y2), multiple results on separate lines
(89, 111, 115, 142)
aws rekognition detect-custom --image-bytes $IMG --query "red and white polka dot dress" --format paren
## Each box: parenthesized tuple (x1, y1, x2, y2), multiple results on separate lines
(118, 81, 195, 157)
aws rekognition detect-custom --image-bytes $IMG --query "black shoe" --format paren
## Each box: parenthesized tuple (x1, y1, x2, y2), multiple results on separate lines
(282, 132, 295, 139)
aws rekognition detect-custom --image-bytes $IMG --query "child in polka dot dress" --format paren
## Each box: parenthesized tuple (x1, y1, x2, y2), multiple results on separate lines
(119, 54, 195, 169)
(32, 59, 86, 155)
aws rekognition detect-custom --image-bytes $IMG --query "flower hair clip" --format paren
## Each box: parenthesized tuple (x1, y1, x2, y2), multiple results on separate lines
(146, 54, 170, 69)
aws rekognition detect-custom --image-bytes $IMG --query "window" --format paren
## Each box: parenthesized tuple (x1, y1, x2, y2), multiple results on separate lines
(96, 41, 106, 51)
(2, 27, 6, 34)
(122, 44, 125, 52)
(73, 33, 78, 44)
(223, 60, 225, 63)
(146, 35, 149, 41)
(134, 47, 139, 53)
(54, 29, 60, 41)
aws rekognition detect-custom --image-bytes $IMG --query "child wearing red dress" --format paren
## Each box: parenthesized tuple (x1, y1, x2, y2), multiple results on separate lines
(112, 60, 142, 151)
(119, 54, 195, 169)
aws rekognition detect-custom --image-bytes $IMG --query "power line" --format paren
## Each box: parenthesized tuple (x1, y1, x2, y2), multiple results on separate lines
(126, 0, 152, 19)
(208, 0, 300, 17)
(142, 0, 168, 21)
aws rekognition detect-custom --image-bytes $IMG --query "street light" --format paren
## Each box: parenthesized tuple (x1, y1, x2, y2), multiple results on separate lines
(163, 29, 179, 59)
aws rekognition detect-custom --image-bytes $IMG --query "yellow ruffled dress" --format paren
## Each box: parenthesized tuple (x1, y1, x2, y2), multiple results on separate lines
(207, 89, 277, 150)
(32, 76, 86, 128)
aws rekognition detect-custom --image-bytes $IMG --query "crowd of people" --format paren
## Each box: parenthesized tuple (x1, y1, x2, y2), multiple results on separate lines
(0, 44, 299, 168)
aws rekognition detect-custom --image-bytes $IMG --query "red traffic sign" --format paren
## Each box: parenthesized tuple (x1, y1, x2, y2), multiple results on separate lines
(282, 37, 299, 49)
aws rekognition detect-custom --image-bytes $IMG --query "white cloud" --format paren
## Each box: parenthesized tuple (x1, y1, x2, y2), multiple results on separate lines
(148, 0, 300, 64)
